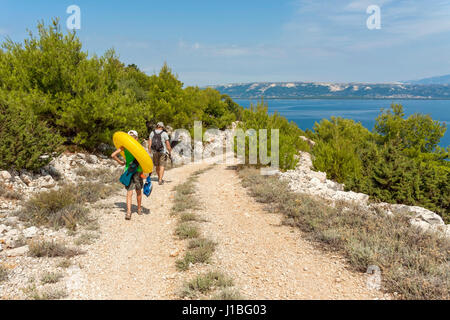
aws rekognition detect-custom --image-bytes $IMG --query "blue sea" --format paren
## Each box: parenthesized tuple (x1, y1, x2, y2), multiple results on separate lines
(235, 99, 450, 148)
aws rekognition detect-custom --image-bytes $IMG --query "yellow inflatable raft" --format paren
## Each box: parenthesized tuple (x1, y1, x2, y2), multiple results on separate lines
(113, 131, 153, 173)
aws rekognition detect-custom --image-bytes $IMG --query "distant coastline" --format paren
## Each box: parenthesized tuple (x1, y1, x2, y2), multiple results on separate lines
(211, 82, 450, 100)
(227, 96, 450, 100)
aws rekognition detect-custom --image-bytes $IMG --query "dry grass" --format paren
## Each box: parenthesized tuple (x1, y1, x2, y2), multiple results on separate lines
(16, 181, 115, 230)
(175, 222, 200, 240)
(173, 166, 219, 272)
(74, 232, 99, 246)
(238, 167, 450, 300)
(40, 271, 63, 284)
(0, 183, 22, 200)
(180, 271, 233, 298)
(28, 239, 83, 258)
(176, 240, 217, 271)
(213, 288, 243, 300)
(76, 166, 122, 184)
(57, 259, 72, 269)
(179, 212, 200, 222)
(0, 264, 8, 282)
(24, 284, 68, 300)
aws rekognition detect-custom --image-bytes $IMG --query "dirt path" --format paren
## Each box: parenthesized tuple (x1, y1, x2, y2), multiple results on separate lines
(68, 162, 386, 300)
(68, 162, 209, 299)
(189, 164, 386, 300)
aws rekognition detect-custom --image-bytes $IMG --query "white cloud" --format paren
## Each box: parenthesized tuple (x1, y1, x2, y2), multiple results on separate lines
(284, 0, 450, 52)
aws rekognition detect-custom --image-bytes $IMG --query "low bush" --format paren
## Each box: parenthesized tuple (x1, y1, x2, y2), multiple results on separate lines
(0, 183, 22, 200)
(0, 264, 8, 282)
(175, 222, 200, 240)
(17, 181, 115, 230)
(176, 241, 216, 271)
(40, 271, 63, 284)
(74, 232, 99, 246)
(213, 288, 242, 300)
(28, 240, 82, 258)
(180, 271, 233, 298)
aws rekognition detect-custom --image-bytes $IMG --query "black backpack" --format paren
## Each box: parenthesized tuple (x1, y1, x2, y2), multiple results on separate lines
(151, 131, 164, 152)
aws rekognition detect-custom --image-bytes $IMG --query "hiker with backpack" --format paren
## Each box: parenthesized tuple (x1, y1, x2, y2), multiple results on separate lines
(111, 130, 144, 220)
(148, 122, 172, 185)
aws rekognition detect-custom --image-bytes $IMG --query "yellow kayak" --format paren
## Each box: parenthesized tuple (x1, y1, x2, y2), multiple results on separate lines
(113, 131, 153, 173)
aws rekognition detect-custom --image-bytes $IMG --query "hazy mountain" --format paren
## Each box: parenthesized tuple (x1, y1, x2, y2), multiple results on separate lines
(209, 82, 450, 99)
(405, 74, 450, 85)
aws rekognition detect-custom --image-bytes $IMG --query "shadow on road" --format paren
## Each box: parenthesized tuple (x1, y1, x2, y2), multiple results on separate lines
(114, 202, 151, 214)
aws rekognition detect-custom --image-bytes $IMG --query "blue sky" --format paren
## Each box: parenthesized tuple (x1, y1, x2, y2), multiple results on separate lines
(1, 0, 450, 86)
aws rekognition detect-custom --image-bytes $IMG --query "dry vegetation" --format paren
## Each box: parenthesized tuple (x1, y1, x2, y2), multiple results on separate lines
(28, 239, 83, 258)
(180, 271, 234, 298)
(172, 166, 218, 272)
(0, 183, 22, 200)
(15, 177, 119, 230)
(0, 264, 8, 282)
(238, 167, 450, 300)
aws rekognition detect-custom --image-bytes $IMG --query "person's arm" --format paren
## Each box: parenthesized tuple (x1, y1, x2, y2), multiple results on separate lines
(165, 140, 172, 154)
(148, 133, 152, 152)
(111, 147, 126, 166)
(164, 133, 172, 154)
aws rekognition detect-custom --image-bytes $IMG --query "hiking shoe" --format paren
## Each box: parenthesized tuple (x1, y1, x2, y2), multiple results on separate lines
(125, 212, 131, 220)
(158, 180, 164, 185)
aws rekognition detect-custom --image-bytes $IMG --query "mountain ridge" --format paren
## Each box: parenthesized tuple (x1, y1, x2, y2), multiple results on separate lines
(209, 81, 450, 99)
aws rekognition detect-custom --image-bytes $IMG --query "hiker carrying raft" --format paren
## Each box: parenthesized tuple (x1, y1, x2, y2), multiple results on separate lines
(111, 130, 144, 220)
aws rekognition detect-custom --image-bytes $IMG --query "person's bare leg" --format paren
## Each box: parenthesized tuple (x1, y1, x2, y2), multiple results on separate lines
(126, 190, 133, 219)
(136, 189, 142, 215)
(159, 166, 165, 183)
(156, 166, 161, 182)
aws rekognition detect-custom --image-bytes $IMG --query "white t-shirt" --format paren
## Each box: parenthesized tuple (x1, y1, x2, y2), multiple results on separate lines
(149, 129, 170, 153)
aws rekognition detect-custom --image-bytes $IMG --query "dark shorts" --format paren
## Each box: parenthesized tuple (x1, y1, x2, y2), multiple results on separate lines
(152, 151, 168, 167)
(125, 172, 143, 191)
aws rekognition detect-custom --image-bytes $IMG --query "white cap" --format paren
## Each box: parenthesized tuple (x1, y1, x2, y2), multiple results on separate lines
(127, 130, 138, 137)
(156, 122, 165, 128)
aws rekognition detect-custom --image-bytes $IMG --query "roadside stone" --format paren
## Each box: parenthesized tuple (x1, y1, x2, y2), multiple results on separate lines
(299, 135, 316, 148)
(5, 216, 19, 225)
(0, 170, 12, 181)
(20, 172, 33, 186)
(0, 224, 7, 234)
(5, 245, 29, 257)
(32, 175, 56, 189)
(23, 226, 39, 238)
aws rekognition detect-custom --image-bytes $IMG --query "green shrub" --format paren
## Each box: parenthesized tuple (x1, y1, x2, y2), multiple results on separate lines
(0, 90, 63, 172)
(312, 105, 449, 222)
(237, 99, 310, 170)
